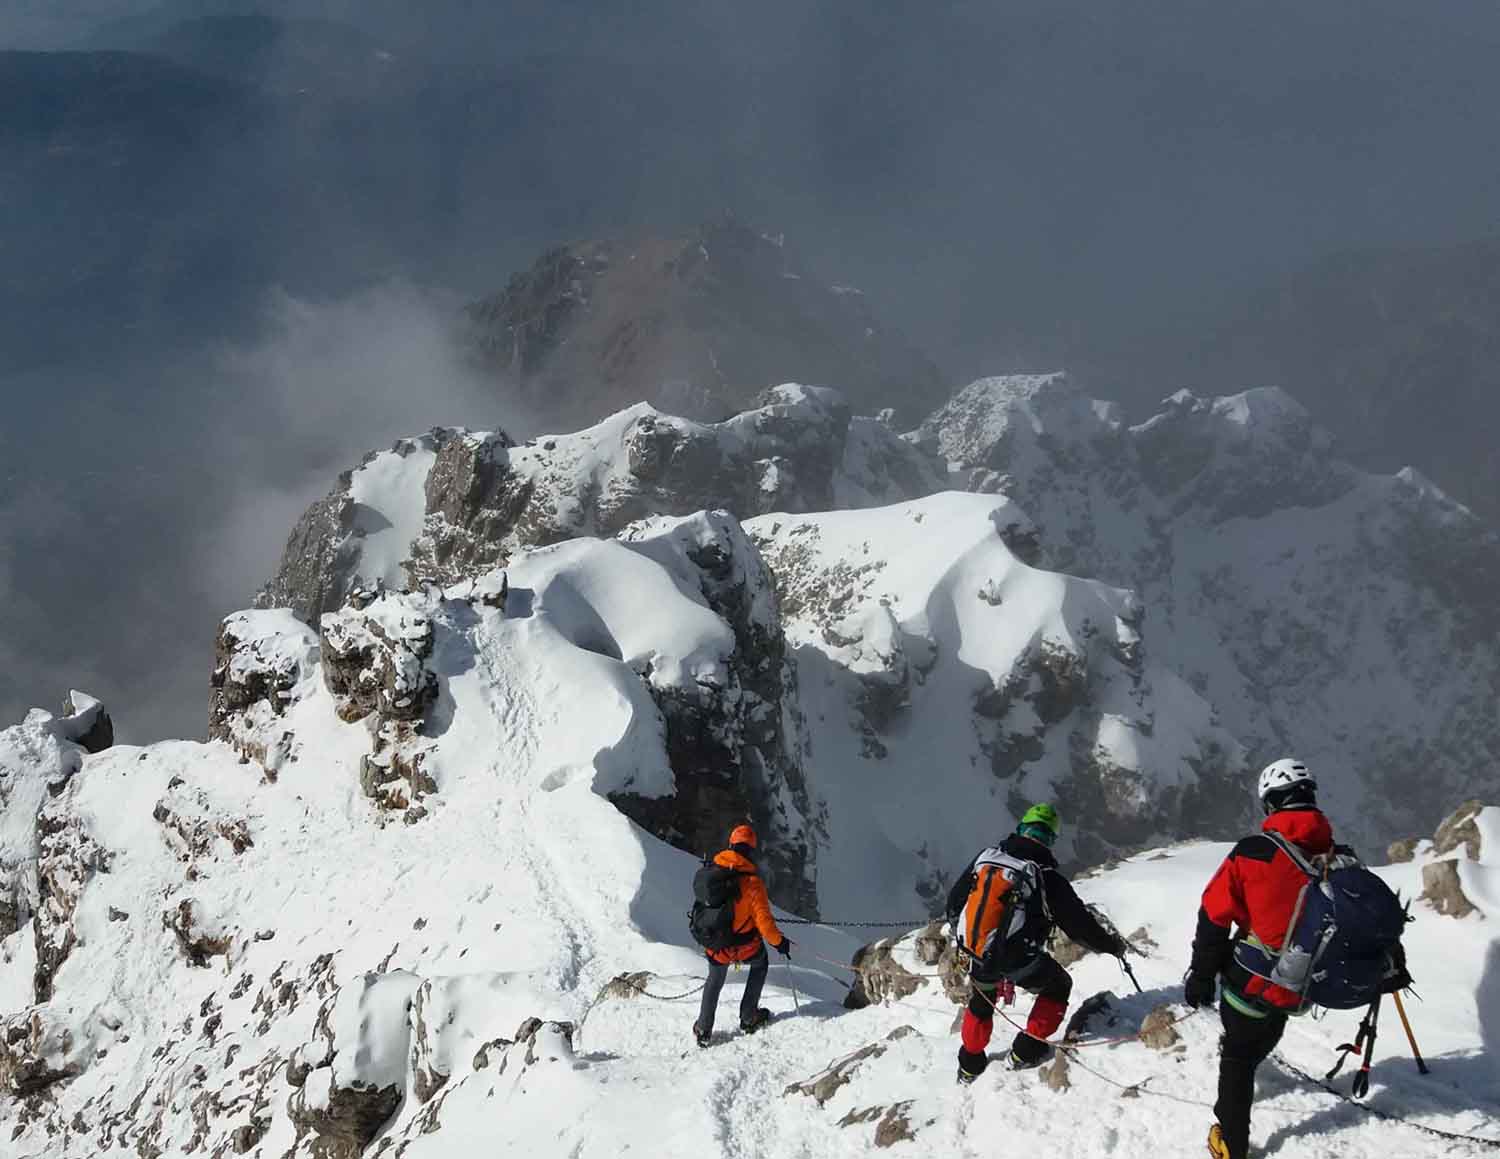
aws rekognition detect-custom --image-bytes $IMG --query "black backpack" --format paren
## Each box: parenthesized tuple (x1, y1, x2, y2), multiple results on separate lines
(688, 861, 755, 951)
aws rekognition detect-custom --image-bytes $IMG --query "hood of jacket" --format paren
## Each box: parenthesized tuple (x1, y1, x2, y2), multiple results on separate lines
(1262, 808, 1334, 855)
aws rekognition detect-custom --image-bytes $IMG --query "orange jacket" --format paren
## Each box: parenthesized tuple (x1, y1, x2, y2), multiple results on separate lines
(706, 847, 785, 964)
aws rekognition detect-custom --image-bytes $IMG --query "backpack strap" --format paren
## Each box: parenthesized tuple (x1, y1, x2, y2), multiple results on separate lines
(1263, 830, 1322, 879)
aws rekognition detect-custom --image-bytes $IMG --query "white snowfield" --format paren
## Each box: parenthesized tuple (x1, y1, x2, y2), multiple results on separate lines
(1, 496, 1496, 1157)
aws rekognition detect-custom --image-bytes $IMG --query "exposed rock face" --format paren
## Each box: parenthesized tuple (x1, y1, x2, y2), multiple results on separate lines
(33, 782, 110, 1003)
(845, 922, 967, 1010)
(1, 701, 102, 941)
(616, 511, 818, 912)
(261, 432, 456, 621)
(287, 972, 421, 1159)
(918, 373, 1500, 849)
(1420, 860, 1478, 919)
(0, 1009, 87, 1096)
(59, 692, 112, 755)
(1432, 800, 1487, 862)
(785, 1026, 918, 1105)
(749, 492, 1248, 900)
(463, 218, 946, 429)
(260, 388, 944, 630)
(209, 610, 320, 772)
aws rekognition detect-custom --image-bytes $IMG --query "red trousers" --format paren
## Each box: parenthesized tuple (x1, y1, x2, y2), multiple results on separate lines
(960, 953, 1072, 1053)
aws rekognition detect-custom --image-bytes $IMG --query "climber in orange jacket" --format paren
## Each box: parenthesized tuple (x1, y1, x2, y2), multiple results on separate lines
(691, 824, 791, 1046)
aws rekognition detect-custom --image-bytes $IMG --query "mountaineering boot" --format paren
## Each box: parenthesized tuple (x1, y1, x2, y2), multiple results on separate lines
(692, 1021, 712, 1048)
(956, 1048, 989, 1085)
(1007, 1031, 1053, 1070)
(1206, 1123, 1235, 1159)
(740, 1008, 772, 1034)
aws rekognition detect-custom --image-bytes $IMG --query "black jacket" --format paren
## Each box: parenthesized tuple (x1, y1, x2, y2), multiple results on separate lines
(945, 833, 1120, 975)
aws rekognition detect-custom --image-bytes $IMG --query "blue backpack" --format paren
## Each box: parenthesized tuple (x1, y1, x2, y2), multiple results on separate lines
(1234, 833, 1407, 1011)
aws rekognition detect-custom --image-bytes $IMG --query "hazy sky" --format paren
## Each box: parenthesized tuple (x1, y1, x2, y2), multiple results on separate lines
(3, 0, 1499, 739)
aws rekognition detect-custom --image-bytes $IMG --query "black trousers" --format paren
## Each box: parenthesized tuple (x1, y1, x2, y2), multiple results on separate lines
(696, 944, 769, 1034)
(1214, 997, 1288, 1159)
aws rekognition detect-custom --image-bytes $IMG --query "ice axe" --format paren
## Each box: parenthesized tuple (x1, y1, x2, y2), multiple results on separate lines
(1392, 991, 1429, 1075)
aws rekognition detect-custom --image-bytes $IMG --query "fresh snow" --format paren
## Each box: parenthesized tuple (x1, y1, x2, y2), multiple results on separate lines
(3, 382, 1498, 1155)
(347, 443, 438, 590)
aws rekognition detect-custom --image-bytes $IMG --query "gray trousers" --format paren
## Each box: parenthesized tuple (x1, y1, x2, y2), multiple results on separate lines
(696, 944, 769, 1034)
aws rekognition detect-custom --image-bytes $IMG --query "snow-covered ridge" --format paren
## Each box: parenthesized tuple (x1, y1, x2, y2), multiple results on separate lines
(258, 385, 946, 621)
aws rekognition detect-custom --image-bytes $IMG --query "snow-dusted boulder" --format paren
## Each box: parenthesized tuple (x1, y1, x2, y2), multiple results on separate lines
(210, 609, 320, 773)
(260, 387, 945, 621)
(288, 971, 420, 1157)
(407, 972, 561, 1104)
(1, 698, 106, 942)
(919, 372, 1500, 849)
(844, 922, 966, 1010)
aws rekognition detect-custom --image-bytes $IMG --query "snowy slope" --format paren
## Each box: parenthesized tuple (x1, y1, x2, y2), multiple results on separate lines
(6, 663, 1491, 1159)
(0, 538, 862, 1155)
(917, 374, 1500, 849)
(747, 492, 1246, 915)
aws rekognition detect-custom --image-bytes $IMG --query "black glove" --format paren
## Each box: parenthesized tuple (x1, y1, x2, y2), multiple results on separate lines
(1183, 970, 1218, 1009)
(1111, 934, 1132, 958)
(774, 937, 793, 958)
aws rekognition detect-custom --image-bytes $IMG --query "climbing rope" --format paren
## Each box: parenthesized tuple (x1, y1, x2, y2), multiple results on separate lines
(610, 976, 708, 1001)
(594, 951, 1500, 1149)
(779, 917, 930, 929)
(1271, 1052, 1500, 1150)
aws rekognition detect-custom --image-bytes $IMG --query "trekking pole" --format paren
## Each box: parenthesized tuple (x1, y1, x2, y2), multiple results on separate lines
(786, 961, 801, 1014)
(1118, 955, 1144, 995)
(1392, 991, 1430, 1075)
(1352, 997, 1381, 1099)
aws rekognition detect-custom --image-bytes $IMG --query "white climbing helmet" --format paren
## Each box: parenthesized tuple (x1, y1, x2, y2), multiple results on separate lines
(1257, 758, 1315, 806)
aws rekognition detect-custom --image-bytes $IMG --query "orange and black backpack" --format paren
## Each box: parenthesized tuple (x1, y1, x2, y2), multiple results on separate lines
(953, 846, 1048, 965)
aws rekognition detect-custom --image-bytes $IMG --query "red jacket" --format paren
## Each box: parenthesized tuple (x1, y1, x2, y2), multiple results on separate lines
(705, 847, 786, 965)
(1190, 809, 1337, 1008)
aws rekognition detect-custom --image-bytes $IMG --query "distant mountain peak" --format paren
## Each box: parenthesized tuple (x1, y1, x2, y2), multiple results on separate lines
(462, 218, 947, 429)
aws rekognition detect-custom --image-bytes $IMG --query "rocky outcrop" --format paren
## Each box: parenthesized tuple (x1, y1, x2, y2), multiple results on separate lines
(263, 388, 945, 628)
(785, 1026, 919, 1105)
(287, 971, 421, 1159)
(2, 703, 99, 940)
(59, 692, 112, 755)
(844, 923, 967, 1010)
(32, 783, 110, 1003)
(209, 610, 319, 774)
(321, 593, 441, 814)
(462, 217, 946, 429)
(1420, 860, 1478, 919)
(1395, 799, 1494, 918)
(749, 492, 1248, 896)
(1433, 800, 1488, 862)
(258, 433, 455, 621)
(0, 1009, 87, 1096)
(616, 511, 818, 913)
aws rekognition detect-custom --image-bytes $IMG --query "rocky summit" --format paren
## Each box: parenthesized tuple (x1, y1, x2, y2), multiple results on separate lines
(462, 217, 947, 428)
